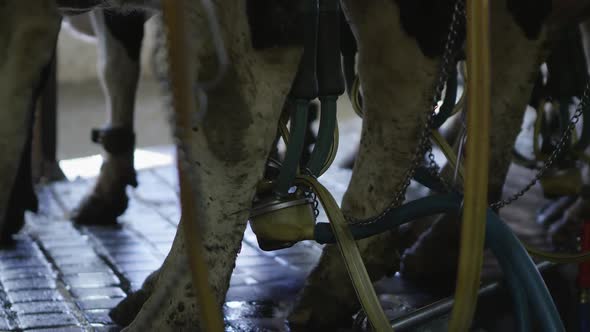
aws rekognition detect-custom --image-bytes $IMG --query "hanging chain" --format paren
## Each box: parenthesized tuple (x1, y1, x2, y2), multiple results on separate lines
(310, 191, 321, 217)
(491, 82, 590, 210)
(300, 166, 323, 218)
(347, 0, 465, 225)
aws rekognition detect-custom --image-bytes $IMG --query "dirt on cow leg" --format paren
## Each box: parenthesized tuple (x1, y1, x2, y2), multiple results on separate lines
(289, 0, 439, 327)
(116, 2, 301, 330)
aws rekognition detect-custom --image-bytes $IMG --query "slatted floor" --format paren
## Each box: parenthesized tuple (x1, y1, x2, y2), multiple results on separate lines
(0, 146, 576, 331)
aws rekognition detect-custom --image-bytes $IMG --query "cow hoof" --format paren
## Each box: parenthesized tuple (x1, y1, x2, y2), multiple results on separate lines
(1, 173, 38, 244)
(72, 156, 137, 225)
(536, 196, 576, 228)
(110, 288, 150, 327)
(71, 190, 128, 225)
(110, 269, 159, 327)
(0, 210, 25, 245)
(399, 214, 460, 291)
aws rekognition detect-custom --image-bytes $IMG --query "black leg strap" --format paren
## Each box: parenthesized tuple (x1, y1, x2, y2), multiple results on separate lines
(91, 126, 135, 155)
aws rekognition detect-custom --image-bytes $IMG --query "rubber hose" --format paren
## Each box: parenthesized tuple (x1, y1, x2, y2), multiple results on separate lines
(288, 0, 318, 100)
(307, 96, 337, 175)
(315, 195, 561, 331)
(297, 175, 393, 331)
(486, 211, 565, 332)
(449, 0, 491, 328)
(505, 267, 532, 332)
(275, 100, 309, 195)
(318, 120, 339, 175)
(314, 193, 461, 244)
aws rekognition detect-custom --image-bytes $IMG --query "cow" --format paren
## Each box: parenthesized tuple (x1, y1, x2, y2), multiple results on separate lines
(64, 9, 319, 227)
(3, 8, 319, 233)
(290, 0, 590, 327)
(0, 1, 62, 243)
(63, 10, 149, 225)
(2, 0, 590, 330)
(0, 7, 150, 242)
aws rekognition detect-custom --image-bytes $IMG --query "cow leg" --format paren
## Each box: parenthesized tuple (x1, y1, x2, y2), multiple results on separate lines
(290, 0, 440, 327)
(3, 52, 61, 243)
(547, 21, 590, 249)
(0, 1, 61, 241)
(401, 1, 551, 285)
(72, 9, 145, 225)
(111, 3, 302, 330)
(110, 269, 159, 326)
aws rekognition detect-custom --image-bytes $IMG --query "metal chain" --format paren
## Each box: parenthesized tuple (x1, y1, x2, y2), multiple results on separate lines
(490, 82, 590, 210)
(347, 0, 465, 225)
(304, 189, 321, 217)
(311, 191, 320, 217)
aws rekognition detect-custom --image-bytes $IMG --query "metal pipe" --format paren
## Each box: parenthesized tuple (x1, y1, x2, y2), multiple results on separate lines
(449, 0, 491, 329)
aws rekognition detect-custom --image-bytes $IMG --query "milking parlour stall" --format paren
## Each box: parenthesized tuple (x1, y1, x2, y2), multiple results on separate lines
(4, 0, 590, 331)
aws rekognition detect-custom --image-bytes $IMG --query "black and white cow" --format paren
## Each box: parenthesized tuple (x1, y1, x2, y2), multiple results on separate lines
(291, 0, 590, 327)
(65, 10, 148, 225)
(7, 6, 319, 232)
(0, 7, 149, 241)
(2, 0, 590, 330)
